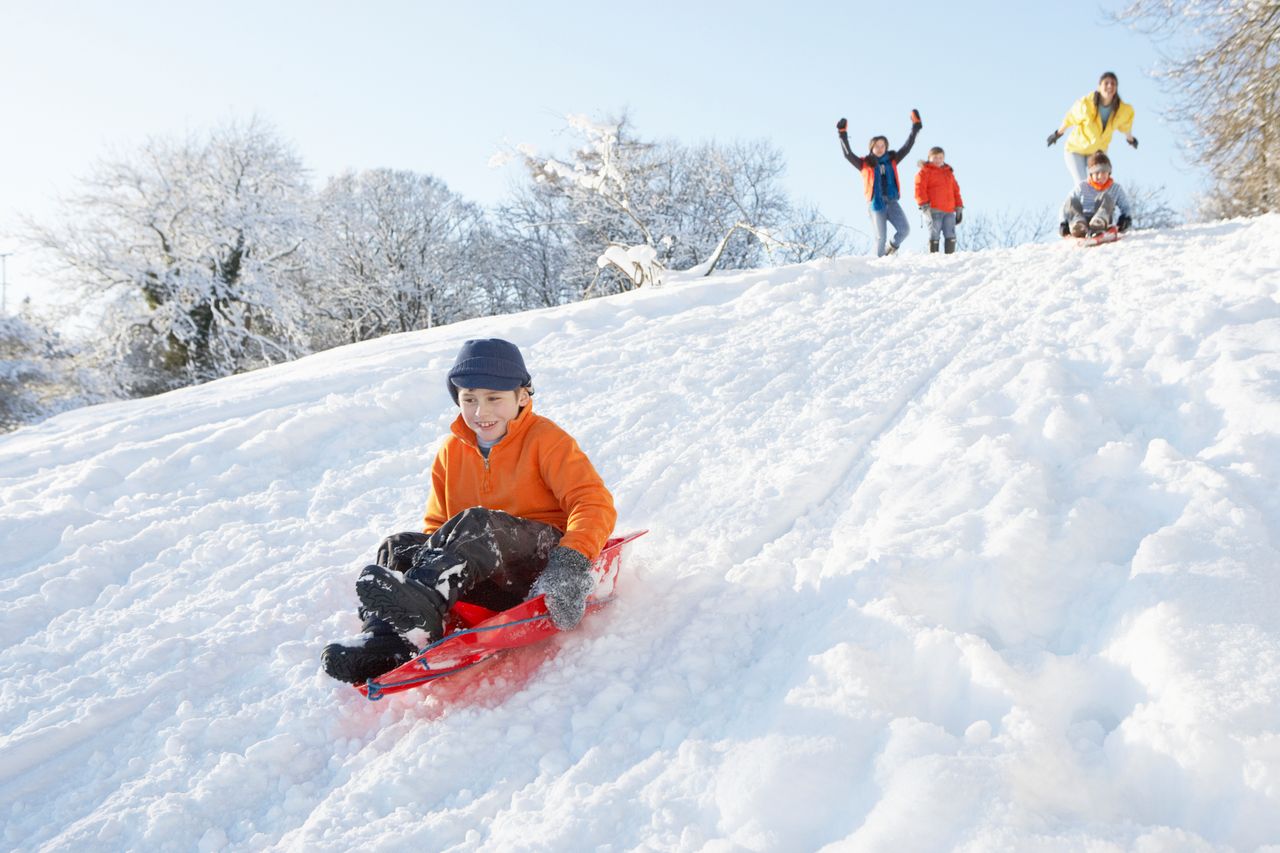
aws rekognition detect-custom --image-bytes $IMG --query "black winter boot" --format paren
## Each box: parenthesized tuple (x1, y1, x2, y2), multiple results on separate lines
(321, 616, 417, 684)
(928, 239, 939, 253)
(944, 238, 956, 254)
(356, 564, 451, 637)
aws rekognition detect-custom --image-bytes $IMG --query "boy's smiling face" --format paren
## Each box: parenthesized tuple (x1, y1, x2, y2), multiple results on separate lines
(457, 387, 530, 442)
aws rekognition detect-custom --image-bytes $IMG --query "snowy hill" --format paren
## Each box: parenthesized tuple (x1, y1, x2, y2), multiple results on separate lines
(3, 217, 1280, 852)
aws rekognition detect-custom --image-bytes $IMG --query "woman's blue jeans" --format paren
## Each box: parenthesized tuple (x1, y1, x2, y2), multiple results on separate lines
(869, 200, 910, 256)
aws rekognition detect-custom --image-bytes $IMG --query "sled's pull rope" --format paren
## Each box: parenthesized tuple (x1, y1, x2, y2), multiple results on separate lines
(363, 613, 552, 701)
(420, 612, 551, 651)
(365, 660, 485, 700)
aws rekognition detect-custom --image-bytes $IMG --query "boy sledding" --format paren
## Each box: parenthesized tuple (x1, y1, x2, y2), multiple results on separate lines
(1059, 152, 1132, 246)
(321, 338, 619, 688)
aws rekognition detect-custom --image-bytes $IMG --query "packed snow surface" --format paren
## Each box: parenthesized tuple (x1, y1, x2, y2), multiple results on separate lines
(3, 217, 1280, 851)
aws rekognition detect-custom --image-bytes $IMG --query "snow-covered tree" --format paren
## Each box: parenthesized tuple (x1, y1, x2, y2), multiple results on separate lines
(774, 204, 854, 263)
(306, 169, 490, 348)
(0, 307, 97, 432)
(506, 114, 839, 295)
(655, 139, 792, 272)
(518, 115, 667, 292)
(28, 118, 312, 397)
(1116, 0, 1279, 216)
(0, 312, 51, 431)
(489, 181, 579, 309)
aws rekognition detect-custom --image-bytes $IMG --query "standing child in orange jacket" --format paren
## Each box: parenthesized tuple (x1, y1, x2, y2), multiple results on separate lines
(914, 146, 964, 254)
(321, 338, 618, 684)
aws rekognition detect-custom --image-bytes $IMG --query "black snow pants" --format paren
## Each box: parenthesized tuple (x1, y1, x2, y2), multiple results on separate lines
(374, 507, 563, 612)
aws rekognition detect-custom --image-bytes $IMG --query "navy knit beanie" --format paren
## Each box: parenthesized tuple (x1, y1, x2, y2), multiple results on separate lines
(447, 338, 532, 403)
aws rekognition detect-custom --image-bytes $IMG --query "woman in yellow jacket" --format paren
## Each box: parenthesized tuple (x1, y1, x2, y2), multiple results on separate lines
(1047, 71, 1137, 185)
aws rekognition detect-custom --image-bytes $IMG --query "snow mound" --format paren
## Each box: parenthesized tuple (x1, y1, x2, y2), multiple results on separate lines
(3, 216, 1280, 851)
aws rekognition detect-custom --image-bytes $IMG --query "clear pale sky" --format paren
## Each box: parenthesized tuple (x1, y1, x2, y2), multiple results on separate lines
(0, 0, 1203, 308)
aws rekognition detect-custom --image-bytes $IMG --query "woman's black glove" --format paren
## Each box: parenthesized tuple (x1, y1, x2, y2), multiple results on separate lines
(837, 117, 847, 134)
(531, 546, 595, 630)
(1127, 137, 1139, 149)
(955, 207, 963, 225)
(910, 109, 922, 130)
(1047, 129, 1063, 146)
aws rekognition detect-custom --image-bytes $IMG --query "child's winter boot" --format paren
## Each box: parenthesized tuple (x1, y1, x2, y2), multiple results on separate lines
(1070, 220, 1087, 238)
(321, 616, 417, 684)
(928, 239, 939, 253)
(356, 564, 450, 637)
(1089, 212, 1109, 232)
(944, 238, 956, 254)
(356, 553, 470, 638)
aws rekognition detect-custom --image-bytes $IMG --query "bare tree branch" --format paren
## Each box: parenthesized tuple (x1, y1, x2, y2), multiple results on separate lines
(1114, 0, 1280, 215)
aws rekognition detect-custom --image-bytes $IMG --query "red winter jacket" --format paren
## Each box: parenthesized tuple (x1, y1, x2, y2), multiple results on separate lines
(913, 162, 964, 213)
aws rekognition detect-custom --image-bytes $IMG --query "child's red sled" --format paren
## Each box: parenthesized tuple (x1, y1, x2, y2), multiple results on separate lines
(357, 530, 646, 700)
(1077, 225, 1121, 247)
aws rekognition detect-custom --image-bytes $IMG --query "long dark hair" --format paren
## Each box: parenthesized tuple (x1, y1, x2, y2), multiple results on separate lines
(866, 135, 889, 159)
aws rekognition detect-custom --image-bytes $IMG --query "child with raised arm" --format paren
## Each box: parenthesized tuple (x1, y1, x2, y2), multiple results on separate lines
(837, 109, 922, 256)
(321, 338, 617, 684)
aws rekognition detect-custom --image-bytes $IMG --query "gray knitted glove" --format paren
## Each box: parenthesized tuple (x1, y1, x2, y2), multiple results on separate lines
(531, 546, 595, 630)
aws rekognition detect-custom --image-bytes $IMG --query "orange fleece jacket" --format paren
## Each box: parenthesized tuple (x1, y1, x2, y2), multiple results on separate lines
(422, 401, 617, 560)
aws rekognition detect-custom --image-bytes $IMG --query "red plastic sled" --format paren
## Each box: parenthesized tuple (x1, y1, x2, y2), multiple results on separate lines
(357, 530, 647, 700)
(1077, 226, 1121, 247)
